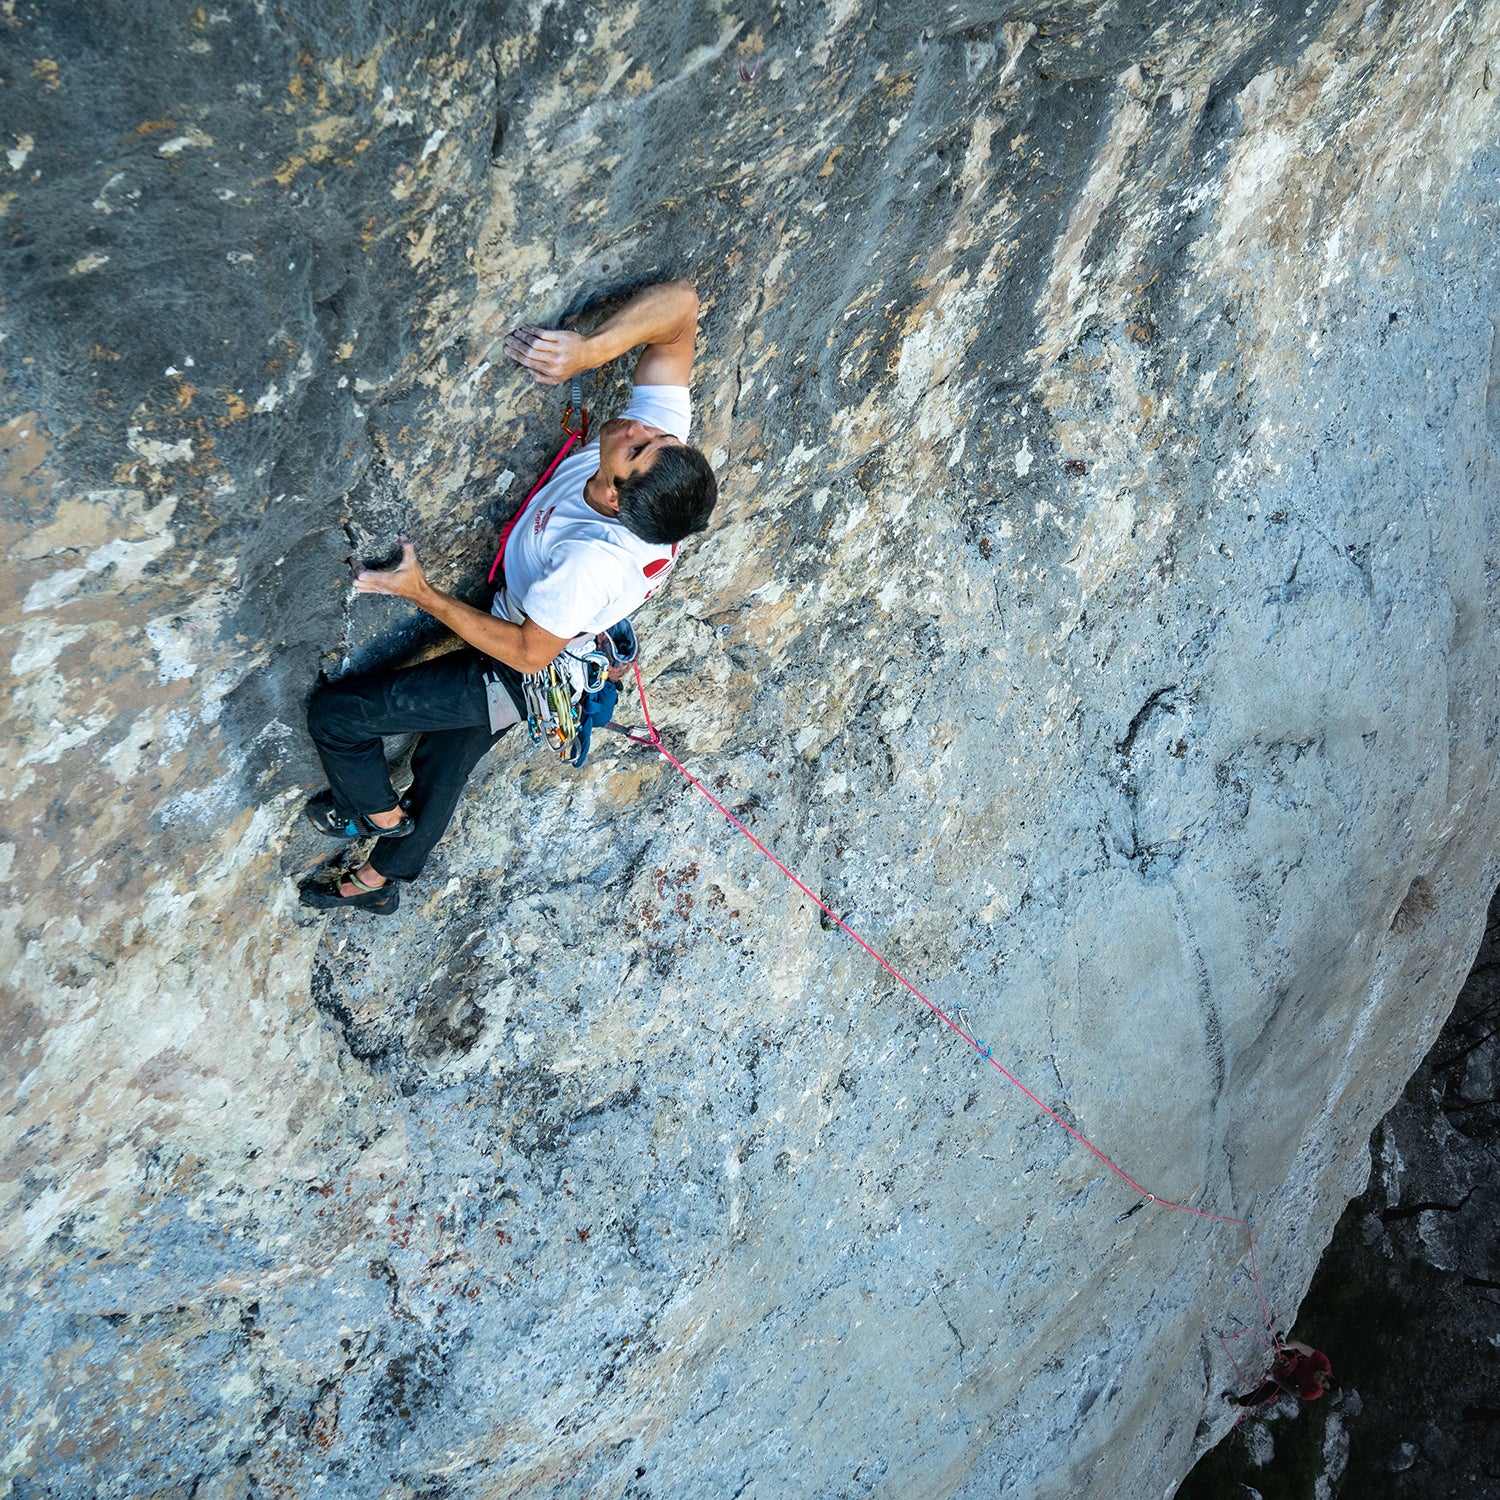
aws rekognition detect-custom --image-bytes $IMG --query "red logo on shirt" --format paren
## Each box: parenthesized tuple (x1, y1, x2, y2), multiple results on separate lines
(642, 544, 679, 599)
(532, 504, 555, 537)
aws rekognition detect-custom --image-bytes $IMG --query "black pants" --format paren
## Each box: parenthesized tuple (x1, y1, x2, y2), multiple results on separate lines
(1234, 1380, 1283, 1407)
(306, 648, 524, 882)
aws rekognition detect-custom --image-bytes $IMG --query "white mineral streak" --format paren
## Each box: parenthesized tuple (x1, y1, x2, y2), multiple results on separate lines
(1033, 82, 1151, 367)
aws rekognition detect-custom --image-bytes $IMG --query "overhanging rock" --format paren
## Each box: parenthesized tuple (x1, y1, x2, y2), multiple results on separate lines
(2, 2, 1497, 1496)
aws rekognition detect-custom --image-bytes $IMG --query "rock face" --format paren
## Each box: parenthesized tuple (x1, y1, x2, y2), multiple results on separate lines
(1182, 883, 1500, 1499)
(2, 2, 1497, 1497)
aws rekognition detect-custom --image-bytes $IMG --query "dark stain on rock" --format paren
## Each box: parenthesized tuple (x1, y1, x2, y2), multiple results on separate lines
(363, 1338, 449, 1446)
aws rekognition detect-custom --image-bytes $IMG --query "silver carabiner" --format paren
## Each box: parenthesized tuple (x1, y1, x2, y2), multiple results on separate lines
(579, 650, 611, 695)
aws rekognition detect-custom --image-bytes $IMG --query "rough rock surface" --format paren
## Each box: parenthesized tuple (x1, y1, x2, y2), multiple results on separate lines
(2, 2, 1497, 1497)
(1182, 881, 1500, 1500)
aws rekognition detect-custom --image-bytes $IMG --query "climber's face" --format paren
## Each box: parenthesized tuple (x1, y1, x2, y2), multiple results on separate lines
(597, 416, 682, 485)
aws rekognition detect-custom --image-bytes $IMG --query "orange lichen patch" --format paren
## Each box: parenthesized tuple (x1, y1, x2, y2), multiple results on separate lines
(346, 49, 383, 93)
(817, 146, 844, 178)
(10, 489, 171, 563)
(310, 143, 334, 166)
(220, 392, 250, 421)
(305, 114, 355, 144)
(88, 344, 122, 363)
(0, 411, 50, 514)
(133, 118, 179, 135)
(625, 64, 653, 95)
(171, 381, 196, 410)
(186, 434, 219, 477)
(31, 57, 60, 89)
(287, 73, 306, 100)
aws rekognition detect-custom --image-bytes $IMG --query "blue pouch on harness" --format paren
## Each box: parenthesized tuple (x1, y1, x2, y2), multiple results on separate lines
(603, 618, 638, 667)
(566, 680, 618, 768)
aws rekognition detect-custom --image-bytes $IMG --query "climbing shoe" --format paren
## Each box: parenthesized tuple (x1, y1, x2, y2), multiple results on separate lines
(303, 790, 414, 841)
(298, 871, 400, 915)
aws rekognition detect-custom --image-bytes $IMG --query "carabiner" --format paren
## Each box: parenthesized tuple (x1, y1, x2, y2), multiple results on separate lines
(579, 651, 611, 695)
(561, 374, 589, 443)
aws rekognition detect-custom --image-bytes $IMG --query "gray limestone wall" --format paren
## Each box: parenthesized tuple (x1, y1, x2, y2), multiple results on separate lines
(2, 2, 1497, 1497)
(1181, 883, 1500, 1498)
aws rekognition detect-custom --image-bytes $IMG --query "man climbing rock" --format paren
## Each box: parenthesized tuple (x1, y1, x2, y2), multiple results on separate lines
(1228, 1339, 1334, 1407)
(298, 278, 716, 915)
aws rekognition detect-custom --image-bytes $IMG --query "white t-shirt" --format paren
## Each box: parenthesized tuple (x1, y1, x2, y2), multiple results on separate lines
(492, 385, 690, 687)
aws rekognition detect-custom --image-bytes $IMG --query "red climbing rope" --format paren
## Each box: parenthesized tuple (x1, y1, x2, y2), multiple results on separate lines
(610, 662, 1281, 1345)
(486, 398, 590, 585)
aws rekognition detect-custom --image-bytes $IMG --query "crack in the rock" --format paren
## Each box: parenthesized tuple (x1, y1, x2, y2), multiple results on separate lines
(930, 1284, 967, 1364)
(1114, 684, 1179, 758)
(1170, 886, 1227, 1097)
(337, 521, 359, 666)
(1379, 1186, 1477, 1223)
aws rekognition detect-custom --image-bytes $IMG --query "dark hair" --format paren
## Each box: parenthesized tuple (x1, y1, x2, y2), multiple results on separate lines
(616, 443, 718, 545)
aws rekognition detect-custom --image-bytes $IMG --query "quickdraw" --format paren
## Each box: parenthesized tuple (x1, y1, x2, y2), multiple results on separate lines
(522, 660, 583, 759)
(560, 373, 588, 447)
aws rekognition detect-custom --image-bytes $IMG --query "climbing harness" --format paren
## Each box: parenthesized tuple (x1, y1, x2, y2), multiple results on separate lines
(521, 622, 640, 764)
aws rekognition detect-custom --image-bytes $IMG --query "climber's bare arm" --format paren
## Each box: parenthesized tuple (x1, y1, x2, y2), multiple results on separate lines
(352, 540, 567, 674)
(503, 279, 699, 387)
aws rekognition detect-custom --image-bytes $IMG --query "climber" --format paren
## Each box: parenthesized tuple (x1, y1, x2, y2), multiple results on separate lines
(1228, 1339, 1334, 1407)
(297, 278, 717, 915)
